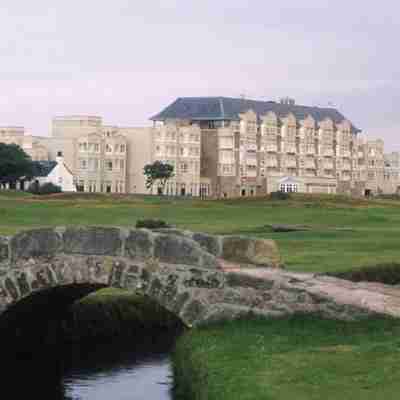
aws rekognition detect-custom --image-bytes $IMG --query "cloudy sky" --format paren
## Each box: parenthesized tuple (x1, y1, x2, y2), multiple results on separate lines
(0, 1, 398, 149)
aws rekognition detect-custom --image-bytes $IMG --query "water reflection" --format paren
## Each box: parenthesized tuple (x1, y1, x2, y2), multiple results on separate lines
(6, 334, 177, 400)
(62, 336, 175, 400)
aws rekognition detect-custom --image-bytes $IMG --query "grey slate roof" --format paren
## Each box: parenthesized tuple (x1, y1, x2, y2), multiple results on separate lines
(151, 97, 361, 132)
(31, 161, 57, 177)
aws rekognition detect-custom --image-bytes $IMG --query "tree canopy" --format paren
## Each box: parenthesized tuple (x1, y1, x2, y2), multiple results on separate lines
(143, 161, 174, 194)
(0, 143, 34, 185)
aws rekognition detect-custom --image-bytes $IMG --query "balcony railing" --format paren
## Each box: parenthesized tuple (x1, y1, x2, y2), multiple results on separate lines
(286, 160, 297, 168)
(246, 158, 257, 166)
(342, 163, 352, 171)
(342, 150, 351, 158)
(266, 144, 278, 152)
(285, 146, 297, 154)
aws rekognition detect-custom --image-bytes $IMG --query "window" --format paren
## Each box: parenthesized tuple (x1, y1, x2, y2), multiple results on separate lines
(219, 137, 234, 148)
(221, 164, 233, 174)
(180, 162, 188, 173)
(79, 142, 88, 152)
(77, 180, 85, 192)
(79, 159, 87, 169)
(120, 144, 125, 153)
(106, 161, 113, 171)
(106, 144, 112, 153)
(280, 183, 298, 193)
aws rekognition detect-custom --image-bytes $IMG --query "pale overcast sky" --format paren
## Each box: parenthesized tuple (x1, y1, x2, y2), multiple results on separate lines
(0, 1, 399, 149)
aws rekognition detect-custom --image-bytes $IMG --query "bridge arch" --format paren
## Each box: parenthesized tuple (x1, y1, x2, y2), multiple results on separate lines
(0, 226, 382, 326)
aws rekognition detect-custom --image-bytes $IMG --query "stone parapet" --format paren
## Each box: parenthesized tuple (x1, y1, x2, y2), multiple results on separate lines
(6, 227, 282, 270)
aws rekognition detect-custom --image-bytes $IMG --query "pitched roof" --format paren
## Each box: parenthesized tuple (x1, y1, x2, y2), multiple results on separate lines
(31, 161, 57, 177)
(151, 97, 361, 132)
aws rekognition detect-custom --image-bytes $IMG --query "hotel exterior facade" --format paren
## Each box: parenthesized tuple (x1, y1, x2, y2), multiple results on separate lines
(151, 97, 400, 197)
(0, 96, 399, 197)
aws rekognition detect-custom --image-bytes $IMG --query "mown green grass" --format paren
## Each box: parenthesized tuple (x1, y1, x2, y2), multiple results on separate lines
(1, 191, 400, 273)
(173, 316, 400, 400)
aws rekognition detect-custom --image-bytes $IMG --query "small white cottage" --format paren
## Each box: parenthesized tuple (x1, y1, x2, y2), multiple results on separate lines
(28, 152, 76, 192)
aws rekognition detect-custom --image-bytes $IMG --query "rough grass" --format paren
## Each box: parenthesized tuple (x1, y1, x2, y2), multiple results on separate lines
(173, 316, 400, 400)
(67, 288, 183, 341)
(1, 191, 400, 273)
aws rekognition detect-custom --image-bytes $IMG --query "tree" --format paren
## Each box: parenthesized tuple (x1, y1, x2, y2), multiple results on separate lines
(0, 143, 34, 189)
(143, 161, 174, 194)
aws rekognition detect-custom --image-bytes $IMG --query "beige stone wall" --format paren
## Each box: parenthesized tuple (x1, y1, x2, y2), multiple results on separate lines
(0, 127, 50, 162)
(119, 127, 153, 194)
(52, 116, 103, 139)
(152, 121, 201, 196)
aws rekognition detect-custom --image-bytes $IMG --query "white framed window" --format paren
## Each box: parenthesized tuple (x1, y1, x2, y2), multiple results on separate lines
(79, 159, 87, 169)
(180, 162, 188, 173)
(280, 183, 298, 193)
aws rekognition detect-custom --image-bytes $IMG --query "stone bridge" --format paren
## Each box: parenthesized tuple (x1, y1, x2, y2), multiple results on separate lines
(0, 227, 399, 327)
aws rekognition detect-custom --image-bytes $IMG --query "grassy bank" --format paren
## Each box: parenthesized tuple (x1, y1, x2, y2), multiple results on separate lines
(1, 191, 400, 273)
(65, 288, 183, 342)
(173, 316, 400, 400)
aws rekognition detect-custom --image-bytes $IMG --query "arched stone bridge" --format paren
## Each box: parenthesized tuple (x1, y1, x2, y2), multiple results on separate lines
(0, 227, 399, 326)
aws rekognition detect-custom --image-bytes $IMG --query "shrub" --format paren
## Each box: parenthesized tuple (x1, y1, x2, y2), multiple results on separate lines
(135, 219, 171, 229)
(28, 182, 62, 195)
(329, 263, 400, 285)
(269, 191, 291, 201)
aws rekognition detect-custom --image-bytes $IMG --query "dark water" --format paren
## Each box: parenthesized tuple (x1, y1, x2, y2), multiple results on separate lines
(6, 334, 177, 400)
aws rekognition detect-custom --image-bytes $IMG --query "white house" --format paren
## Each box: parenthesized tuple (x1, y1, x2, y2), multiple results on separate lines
(28, 152, 76, 192)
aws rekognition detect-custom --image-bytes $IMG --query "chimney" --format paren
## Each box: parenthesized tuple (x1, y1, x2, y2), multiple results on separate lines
(280, 97, 295, 106)
(56, 151, 63, 164)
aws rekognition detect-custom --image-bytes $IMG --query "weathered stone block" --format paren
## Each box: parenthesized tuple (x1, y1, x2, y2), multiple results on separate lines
(63, 227, 122, 255)
(0, 236, 9, 262)
(10, 229, 62, 261)
(152, 228, 190, 237)
(225, 272, 275, 290)
(125, 229, 154, 259)
(192, 232, 222, 256)
(222, 236, 281, 268)
(154, 234, 204, 266)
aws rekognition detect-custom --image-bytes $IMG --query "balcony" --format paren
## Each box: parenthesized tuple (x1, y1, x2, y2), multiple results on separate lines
(323, 149, 334, 156)
(266, 144, 278, 152)
(285, 146, 296, 154)
(342, 150, 351, 158)
(342, 163, 352, 171)
(246, 157, 257, 166)
(306, 148, 316, 155)
(305, 162, 316, 169)
(324, 162, 334, 169)
(286, 160, 297, 168)
(266, 160, 278, 168)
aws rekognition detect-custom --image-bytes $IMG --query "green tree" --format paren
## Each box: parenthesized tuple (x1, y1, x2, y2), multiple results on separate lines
(143, 161, 174, 194)
(0, 143, 34, 189)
